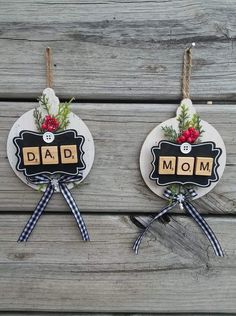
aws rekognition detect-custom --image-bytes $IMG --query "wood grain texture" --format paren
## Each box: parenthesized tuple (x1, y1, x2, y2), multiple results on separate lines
(1, 2, 235, 313)
(1, 102, 235, 214)
(0, 314, 205, 316)
(0, 214, 235, 313)
(0, 0, 236, 100)
(0, 314, 229, 316)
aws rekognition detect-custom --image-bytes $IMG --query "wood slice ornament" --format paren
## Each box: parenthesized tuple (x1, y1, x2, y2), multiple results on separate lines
(7, 88, 94, 191)
(140, 98, 226, 198)
(134, 45, 226, 257)
(7, 48, 94, 242)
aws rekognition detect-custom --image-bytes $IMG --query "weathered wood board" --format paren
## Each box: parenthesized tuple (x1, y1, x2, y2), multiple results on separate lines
(0, 215, 236, 313)
(0, 0, 236, 314)
(0, 0, 236, 100)
(0, 314, 229, 316)
(0, 102, 235, 214)
(0, 215, 236, 312)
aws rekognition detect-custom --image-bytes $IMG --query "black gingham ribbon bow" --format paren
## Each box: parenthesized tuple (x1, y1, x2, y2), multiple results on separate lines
(18, 174, 89, 242)
(133, 188, 224, 257)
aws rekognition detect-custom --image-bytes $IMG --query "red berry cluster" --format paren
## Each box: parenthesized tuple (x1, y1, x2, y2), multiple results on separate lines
(41, 115, 60, 132)
(176, 127, 200, 144)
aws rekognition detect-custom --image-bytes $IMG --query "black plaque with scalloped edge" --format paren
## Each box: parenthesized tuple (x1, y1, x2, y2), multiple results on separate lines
(150, 141, 222, 187)
(13, 129, 86, 177)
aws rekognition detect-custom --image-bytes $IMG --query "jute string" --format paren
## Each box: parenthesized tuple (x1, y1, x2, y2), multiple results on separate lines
(182, 45, 193, 99)
(45, 47, 53, 88)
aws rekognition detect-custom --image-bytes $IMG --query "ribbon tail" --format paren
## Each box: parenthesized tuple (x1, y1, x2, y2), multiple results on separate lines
(133, 202, 177, 254)
(59, 183, 90, 241)
(18, 184, 54, 242)
(184, 201, 224, 257)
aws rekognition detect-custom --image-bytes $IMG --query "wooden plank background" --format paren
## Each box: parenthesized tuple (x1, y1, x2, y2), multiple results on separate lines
(0, 0, 236, 314)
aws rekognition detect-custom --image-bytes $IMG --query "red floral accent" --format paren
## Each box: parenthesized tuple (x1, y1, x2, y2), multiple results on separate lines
(41, 115, 60, 132)
(176, 127, 200, 144)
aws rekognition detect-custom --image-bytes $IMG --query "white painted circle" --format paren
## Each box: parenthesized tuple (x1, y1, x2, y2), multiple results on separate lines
(180, 142, 192, 154)
(43, 132, 55, 143)
(140, 118, 226, 200)
(7, 109, 95, 192)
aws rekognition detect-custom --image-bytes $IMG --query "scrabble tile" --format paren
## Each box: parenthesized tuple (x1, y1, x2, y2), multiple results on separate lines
(41, 146, 59, 165)
(159, 156, 176, 174)
(60, 145, 78, 164)
(22, 147, 40, 166)
(195, 157, 213, 176)
(177, 156, 194, 175)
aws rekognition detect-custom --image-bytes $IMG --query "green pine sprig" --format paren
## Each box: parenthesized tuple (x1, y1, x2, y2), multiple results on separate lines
(33, 107, 43, 132)
(177, 104, 190, 132)
(161, 125, 178, 142)
(56, 98, 74, 130)
(38, 94, 51, 114)
(191, 113, 204, 138)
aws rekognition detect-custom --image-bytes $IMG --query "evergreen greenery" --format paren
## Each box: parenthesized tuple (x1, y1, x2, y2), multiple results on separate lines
(161, 125, 178, 142)
(162, 104, 204, 142)
(33, 94, 74, 132)
(177, 104, 190, 132)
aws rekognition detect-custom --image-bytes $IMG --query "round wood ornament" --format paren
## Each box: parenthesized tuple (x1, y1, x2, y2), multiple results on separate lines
(134, 46, 225, 257)
(134, 98, 226, 257)
(140, 98, 226, 200)
(7, 48, 93, 243)
(7, 88, 95, 192)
